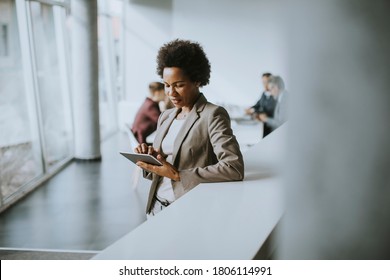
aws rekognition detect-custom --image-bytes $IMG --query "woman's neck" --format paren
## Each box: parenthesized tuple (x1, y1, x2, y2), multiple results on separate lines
(181, 106, 192, 114)
(182, 92, 201, 113)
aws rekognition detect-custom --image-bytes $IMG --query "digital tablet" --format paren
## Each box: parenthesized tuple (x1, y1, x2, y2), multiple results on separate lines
(119, 152, 163, 166)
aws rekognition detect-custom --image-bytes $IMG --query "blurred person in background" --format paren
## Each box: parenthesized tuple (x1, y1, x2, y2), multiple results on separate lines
(131, 82, 166, 144)
(245, 72, 277, 137)
(257, 75, 288, 133)
(160, 94, 174, 111)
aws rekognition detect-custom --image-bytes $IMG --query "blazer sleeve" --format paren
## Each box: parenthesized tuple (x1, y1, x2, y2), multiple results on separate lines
(173, 107, 244, 194)
(142, 111, 167, 181)
(252, 93, 266, 113)
(251, 98, 262, 112)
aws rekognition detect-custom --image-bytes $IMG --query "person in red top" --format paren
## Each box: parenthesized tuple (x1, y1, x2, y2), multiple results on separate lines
(131, 82, 165, 144)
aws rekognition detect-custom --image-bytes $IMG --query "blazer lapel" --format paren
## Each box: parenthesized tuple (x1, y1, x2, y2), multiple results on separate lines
(172, 94, 207, 165)
(153, 109, 177, 153)
(147, 109, 177, 213)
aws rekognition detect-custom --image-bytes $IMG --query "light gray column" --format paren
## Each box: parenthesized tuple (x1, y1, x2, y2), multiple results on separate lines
(279, 0, 390, 259)
(71, 0, 101, 160)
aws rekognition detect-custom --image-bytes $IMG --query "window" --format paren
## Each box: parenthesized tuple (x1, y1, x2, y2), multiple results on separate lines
(29, 2, 73, 168)
(0, 0, 73, 209)
(0, 0, 44, 204)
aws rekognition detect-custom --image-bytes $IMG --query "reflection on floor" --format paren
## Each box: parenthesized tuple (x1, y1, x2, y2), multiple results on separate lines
(0, 132, 149, 257)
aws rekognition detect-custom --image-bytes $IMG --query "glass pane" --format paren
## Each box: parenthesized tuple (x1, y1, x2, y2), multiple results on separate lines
(98, 37, 111, 139)
(98, 13, 117, 139)
(29, 2, 72, 168)
(98, 0, 125, 139)
(0, 0, 43, 201)
(111, 0, 123, 101)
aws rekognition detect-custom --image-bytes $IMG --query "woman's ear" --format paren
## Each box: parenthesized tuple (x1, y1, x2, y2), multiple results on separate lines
(195, 82, 201, 87)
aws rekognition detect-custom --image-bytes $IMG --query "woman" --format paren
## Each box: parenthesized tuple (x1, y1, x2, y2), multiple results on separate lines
(257, 75, 288, 132)
(135, 39, 244, 216)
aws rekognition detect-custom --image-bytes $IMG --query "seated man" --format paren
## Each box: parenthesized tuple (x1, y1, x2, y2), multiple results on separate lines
(131, 82, 165, 144)
(245, 72, 277, 137)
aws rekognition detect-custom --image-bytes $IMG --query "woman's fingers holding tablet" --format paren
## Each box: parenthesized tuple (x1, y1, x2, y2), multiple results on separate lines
(156, 154, 166, 164)
(134, 143, 149, 154)
(137, 155, 180, 181)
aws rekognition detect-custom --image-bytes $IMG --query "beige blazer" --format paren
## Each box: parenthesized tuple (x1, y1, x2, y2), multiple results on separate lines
(144, 94, 244, 213)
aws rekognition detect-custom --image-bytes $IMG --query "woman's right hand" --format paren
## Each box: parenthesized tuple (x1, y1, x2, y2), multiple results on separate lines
(134, 143, 159, 157)
(134, 144, 179, 180)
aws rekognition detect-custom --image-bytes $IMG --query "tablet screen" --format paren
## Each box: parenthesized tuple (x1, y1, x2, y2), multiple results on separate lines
(119, 152, 163, 166)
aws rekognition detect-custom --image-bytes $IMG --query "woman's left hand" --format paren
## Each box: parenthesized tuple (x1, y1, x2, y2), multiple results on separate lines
(136, 154, 181, 181)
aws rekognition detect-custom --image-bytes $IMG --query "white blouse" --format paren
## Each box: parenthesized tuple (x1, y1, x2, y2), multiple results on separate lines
(149, 118, 186, 216)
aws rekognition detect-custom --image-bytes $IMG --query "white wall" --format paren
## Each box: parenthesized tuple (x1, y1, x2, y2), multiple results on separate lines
(172, 0, 288, 106)
(123, 0, 288, 107)
(123, 0, 173, 103)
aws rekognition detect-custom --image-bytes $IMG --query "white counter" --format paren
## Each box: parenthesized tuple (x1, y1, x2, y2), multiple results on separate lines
(93, 124, 286, 259)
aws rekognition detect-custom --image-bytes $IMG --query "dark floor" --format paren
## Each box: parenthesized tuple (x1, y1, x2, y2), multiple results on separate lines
(0, 132, 149, 258)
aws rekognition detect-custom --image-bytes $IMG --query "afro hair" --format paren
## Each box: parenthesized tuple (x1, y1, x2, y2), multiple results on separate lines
(156, 39, 211, 87)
